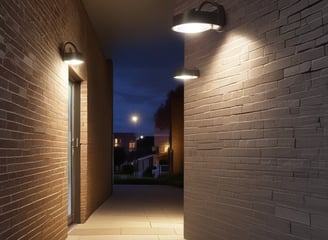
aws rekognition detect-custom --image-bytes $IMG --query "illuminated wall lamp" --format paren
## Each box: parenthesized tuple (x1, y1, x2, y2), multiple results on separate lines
(61, 41, 84, 65)
(173, 67, 200, 81)
(172, 1, 226, 34)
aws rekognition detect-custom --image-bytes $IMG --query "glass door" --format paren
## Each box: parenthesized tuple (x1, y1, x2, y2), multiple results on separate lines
(68, 80, 81, 224)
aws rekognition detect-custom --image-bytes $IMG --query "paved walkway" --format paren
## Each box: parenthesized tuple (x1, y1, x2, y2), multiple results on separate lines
(67, 185, 184, 240)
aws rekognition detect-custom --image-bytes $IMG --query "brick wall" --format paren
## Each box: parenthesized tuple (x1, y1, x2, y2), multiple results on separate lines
(84, 59, 113, 221)
(0, 0, 112, 239)
(175, 0, 328, 239)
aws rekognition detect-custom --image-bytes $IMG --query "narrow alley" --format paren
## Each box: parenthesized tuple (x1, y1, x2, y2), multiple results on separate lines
(67, 185, 184, 240)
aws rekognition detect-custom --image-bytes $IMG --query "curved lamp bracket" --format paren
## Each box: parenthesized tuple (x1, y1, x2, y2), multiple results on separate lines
(61, 41, 84, 65)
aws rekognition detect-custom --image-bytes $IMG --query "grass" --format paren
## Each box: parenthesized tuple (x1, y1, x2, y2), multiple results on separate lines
(114, 174, 184, 188)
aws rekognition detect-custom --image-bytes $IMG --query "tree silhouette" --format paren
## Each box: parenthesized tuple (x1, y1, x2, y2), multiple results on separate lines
(154, 85, 183, 129)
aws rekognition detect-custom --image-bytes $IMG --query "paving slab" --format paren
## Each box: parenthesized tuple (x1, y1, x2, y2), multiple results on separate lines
(67, 185, 184, 240)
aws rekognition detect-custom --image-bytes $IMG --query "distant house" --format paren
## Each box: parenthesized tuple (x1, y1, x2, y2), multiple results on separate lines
(113, 132, 136, 152)
(154, 127, 170, 164)
(134, 136, 155, 177)
(136, 136, 154, 158)
(154, 86, 184, 175)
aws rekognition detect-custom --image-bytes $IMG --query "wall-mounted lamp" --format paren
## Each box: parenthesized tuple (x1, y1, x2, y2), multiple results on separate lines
(172, 1, 226, 34)
(61, 41, 84, 65)
(174, 67, 200, 81)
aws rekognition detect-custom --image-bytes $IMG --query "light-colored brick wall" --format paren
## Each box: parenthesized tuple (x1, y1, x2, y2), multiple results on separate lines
(175, 0, 328, 239)
(0, 0, 112, 239)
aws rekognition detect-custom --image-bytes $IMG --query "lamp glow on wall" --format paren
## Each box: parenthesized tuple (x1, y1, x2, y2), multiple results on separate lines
(61, 41, 84, 65)
(173, 67, 200, 81)
(172, 1, 226, 34)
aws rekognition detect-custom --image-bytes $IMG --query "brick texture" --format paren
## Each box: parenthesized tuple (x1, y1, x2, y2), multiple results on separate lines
(0, 0, 113, 239)
(175, 0, 328, 239)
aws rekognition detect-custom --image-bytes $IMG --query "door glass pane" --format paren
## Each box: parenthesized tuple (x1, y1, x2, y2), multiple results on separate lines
(68, 81, 73, 219)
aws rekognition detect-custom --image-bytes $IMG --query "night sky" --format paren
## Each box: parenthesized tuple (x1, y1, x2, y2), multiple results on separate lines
(111, 35, 184, 136)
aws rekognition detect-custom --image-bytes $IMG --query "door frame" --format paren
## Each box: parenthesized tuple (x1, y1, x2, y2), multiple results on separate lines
(68, 69, 82, 224)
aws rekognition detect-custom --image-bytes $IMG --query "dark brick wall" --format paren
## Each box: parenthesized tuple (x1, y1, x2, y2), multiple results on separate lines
(175, 0, 328, 239)
(0, 0, 112, 239)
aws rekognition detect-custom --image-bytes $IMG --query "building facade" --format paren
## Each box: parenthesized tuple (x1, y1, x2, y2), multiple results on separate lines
(154, 86, 184, 175)
(0, 0, 113, 239)
(175, 0, 328, 239)
(170, 85, 184, 175)
(114, 132, 136, 152)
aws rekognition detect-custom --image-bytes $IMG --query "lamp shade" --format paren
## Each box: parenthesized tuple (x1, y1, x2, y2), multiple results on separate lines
(63, 51, 84, 65)
(173, 67, 200, 81)
(61, 42, 84, 65)
(172, 2, 226, 34)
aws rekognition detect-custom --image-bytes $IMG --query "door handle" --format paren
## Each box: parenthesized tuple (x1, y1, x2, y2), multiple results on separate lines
(75, 137, 80, 148)
(72, 137, 80, 149)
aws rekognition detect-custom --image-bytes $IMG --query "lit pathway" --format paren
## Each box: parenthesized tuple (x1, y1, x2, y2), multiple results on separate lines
(67, 185, 184, 240)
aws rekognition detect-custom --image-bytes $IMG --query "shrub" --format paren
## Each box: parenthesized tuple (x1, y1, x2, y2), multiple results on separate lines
(143, 166, 154, 177)
(121, 164, 134, 175)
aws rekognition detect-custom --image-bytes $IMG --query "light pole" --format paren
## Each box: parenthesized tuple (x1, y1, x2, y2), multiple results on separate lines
(131, 115, 139, 136)
(130, 114, 139, 176)
(130, 114, 139, 152)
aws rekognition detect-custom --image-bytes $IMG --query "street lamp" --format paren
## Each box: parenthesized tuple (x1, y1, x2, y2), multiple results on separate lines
(130, 114, 139, 138)
(131, 115, 138, 124)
